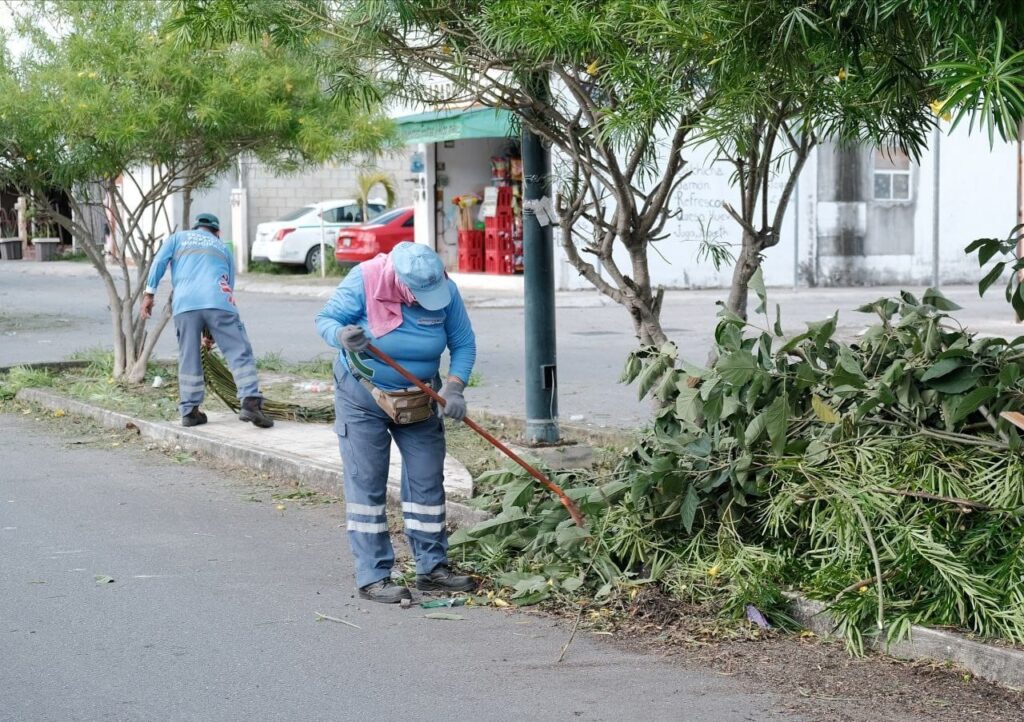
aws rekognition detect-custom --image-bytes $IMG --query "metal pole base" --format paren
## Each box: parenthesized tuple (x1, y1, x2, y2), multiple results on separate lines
(525, 419, 560, 445)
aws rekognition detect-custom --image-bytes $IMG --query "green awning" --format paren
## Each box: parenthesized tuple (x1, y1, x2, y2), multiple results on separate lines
(395, 107, 516, 145)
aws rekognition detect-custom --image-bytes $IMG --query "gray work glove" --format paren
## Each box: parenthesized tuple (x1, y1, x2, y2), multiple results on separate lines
(439, 379, 467, 421)
(338, 325, 369, 353)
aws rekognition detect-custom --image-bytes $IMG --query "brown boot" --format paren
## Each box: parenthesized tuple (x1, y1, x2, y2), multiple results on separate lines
(239, 397, 274, 428)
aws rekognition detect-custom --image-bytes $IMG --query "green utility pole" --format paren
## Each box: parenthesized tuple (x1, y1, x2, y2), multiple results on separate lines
(522, 85, 559, 444)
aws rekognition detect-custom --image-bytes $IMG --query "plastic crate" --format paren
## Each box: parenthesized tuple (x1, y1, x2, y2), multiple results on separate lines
(457, 229, 484, 252)
(458, 246, 485, 273)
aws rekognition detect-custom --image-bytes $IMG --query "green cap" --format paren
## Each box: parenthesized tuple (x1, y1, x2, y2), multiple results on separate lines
(193, 212, 220, 232)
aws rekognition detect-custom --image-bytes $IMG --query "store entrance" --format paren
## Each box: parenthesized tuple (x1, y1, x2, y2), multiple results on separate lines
(432, 137, 523, 275)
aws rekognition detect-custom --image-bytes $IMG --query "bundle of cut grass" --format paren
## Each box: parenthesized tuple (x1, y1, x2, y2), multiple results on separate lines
(201, 347, 334, 422)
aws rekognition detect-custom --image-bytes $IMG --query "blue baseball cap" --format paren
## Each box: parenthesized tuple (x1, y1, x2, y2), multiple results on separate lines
(391, 242, 450, 310)
(193, 212, 220, 232)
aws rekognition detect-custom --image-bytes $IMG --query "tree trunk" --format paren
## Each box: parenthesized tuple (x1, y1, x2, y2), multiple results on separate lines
(725, 233, 761, 321)
(126, 299, 173, 383)
(181, 186, 192, 230)
(628, 296, 668, 348)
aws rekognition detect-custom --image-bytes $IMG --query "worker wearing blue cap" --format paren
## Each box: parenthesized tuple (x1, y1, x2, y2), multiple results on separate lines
(142, 212, 273, 429)
(316, 242, 477, 603)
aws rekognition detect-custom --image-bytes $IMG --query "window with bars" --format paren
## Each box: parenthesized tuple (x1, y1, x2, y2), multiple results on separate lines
(873, 148, 911, 201)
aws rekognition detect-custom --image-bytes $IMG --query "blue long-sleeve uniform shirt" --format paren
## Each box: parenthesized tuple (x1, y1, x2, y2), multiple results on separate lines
(315, 265, 476, 391)
(145, 229, 237, 316)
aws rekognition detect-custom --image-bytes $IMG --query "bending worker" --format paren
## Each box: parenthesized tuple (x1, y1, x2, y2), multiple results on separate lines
(316, 242, 476, 604)
(142, 212, 273, 430)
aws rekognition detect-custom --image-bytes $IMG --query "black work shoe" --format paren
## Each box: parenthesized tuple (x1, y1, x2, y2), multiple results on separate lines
(358, 579, 413, 604)
(416, 565, 476, 593)
(182, 407, 207, 427)
(239, 396, 274, 428)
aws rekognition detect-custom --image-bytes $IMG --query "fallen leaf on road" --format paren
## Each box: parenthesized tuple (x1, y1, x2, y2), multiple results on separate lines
(424, 612, 463, 620)
(53, 409, 65, 418)
(94, 575, 115, 584)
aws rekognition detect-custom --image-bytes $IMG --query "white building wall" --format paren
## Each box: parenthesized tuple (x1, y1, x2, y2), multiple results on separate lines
(811, 128, 1017, 286)
(550, 137, 801, 291)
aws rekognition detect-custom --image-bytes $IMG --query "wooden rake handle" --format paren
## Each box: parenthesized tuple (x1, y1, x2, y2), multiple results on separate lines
(365, 343, 586, 528)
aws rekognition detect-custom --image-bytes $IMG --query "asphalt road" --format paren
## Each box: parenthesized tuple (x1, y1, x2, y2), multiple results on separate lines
(0, 413, 794, 721)
(2, 263, 1019, 429)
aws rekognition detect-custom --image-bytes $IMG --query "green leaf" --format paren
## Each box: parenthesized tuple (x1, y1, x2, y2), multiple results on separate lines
(636, 355, 671, 400)
(805, 440, 828, 465)
(674, 387, 703, 424)
(921, 287, 962, 311)
(765, 395, 788, 455)
(921, 358, 962, 381)
(811, 395, 841, 424)
(978, 261, 1006, 296)
(744, 411, 767, 447)
(619, 352, 642, 384)
(773, 304, 784, 337)
(750, 267, 767, 315)
(555, 525, 589, 549)
(716, 352, 758, 385)
(680, 484, 699, 533)
(950, 386, 998, 422)
(561, 576, 584, 592)
(512, 590, 552, 606)
(501, 478, 534, 512)
(926, 367, 980, 394)
(467, 507, 527, 537)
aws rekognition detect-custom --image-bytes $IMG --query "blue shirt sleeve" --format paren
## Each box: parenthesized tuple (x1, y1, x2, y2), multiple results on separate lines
(444, 282, 476, 384)
(315, 266, 366, 350)
(145, 233, 177, 295)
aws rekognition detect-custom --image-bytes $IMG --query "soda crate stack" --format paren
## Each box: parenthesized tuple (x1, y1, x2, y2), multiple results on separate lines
(456, 229, 484, 272)
(484, 187, 516, 275)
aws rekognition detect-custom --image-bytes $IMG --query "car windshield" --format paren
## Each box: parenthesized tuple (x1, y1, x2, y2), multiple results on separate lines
(370, 208, 408, 225)
(276, 206, 314, 222)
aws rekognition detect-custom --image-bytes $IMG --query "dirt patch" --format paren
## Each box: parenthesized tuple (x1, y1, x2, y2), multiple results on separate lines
(444, 417, 504, 478)
(590, 587, 1024, 722)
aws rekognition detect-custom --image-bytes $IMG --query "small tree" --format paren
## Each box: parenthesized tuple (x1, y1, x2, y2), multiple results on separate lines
(353, 169, 397, 220)
(0, 0, 391, 382)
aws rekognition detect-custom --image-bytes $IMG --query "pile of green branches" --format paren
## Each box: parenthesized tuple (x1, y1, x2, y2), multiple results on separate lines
(451, 279, 1024, 651)
(201, 347, 334, 422)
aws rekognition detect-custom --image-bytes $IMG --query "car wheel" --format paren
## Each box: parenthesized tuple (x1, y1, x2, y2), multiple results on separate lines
(305, 245, 331, 274)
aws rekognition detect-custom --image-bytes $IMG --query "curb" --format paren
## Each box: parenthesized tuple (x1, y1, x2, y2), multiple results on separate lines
(788, 595, 1024, 691)
(15, 388, 490, 529)
(0, 360, 93, 374)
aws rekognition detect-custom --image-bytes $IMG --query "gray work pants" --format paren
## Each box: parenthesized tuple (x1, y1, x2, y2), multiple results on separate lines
(174, 309, 261, 417)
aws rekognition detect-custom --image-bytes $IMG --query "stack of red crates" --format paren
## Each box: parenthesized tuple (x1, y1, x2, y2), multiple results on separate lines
(457, 230, 484, 272)
(484, 187, 516, 275)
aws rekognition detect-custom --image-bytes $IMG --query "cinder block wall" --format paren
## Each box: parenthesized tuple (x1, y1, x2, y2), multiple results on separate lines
(244, 151, 417, 237)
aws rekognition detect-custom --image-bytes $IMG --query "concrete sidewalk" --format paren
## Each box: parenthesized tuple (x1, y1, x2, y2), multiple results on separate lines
(18, 388, 483, 528)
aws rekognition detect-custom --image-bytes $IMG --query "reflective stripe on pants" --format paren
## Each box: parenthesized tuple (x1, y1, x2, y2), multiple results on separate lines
(333, 359, 447, 588)
(174, 308, 262, 417)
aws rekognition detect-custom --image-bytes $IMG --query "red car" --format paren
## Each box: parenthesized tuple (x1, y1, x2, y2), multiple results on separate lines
(335, 207, 415, 263)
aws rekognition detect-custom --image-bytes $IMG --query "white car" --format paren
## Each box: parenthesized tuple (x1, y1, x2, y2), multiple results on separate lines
(251, 199, 387, 272)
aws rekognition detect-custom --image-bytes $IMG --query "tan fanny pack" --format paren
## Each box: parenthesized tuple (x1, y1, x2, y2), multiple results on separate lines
(358, 377, 433, 425)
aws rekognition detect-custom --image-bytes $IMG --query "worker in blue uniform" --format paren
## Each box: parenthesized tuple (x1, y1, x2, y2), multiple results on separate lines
(316, 242, 477, 603)
(142, 212, 273, 429)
